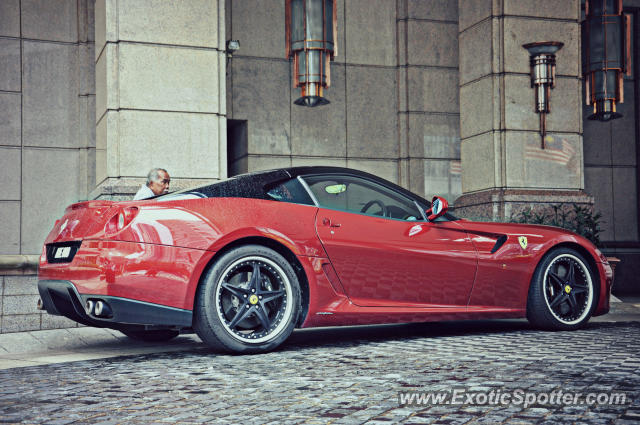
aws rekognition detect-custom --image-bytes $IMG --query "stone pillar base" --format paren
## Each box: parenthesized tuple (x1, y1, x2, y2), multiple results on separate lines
(89, 177, 219, 201)
(453, 189, 594, 222)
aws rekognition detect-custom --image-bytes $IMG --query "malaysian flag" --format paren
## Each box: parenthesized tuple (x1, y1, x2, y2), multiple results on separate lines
(525, 138, 576, 165)
(450, 160, 462, 175)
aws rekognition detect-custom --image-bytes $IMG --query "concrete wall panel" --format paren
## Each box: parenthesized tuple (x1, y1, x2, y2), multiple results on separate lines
(458, 0, 492, 31)
(95, 111, 113, 184)
(0, 0, 20, 37)
(611, 82, 636, 167)
(585, 167, 615, 241)
(231, 0, 283, 59)
(408, 0, 458, 21)
(0, 93, 21, 146)
(460, 77, 494, 139)
(458, 18, 492, 85)
(503, 0, 577, 20)
(613, 168, 638, 241)
(86, 147, 96, 195)
(95, 0, 118, 59)
(505, 132, 582, 189)
(503, 17, 579, 76)
(21, 148, 82, 253)
(118, 0, 219, 48)
(346, 66, 397, 158)
(407, 67, 459, 113)
(583, 110, 612, 166)
(95, 43, 119, 121)
(3, 276, 37, 295)
(1, 314, 40, 333)
(79, 42, 96, 96)
(118, 43, 221, 113)
(21, 0, 77, 42)
(504, 75, 581, 133)
(0, 147, 21, 200)
(333, 0, 345, 64)
(78, 0, 95, 43)
(345, 0, 396, 66)
(0, 202, 20, 255)
(2, 295, 40, 315)
(117, 111, 221, 179)
(421, 159, 462, 202)
(291, 64, 346, 157)
(247, 155, 292, 172)
(22, 42, 79, 148)
(460, 132, 496, 193)
(408, 114, 460, 159)
(0, 38, 21, 92)
(232, 58, 291, 156)
(407, 20, 458, 67)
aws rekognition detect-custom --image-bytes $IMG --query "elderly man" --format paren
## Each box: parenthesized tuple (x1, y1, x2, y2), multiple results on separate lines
(133, 168, 171, 200)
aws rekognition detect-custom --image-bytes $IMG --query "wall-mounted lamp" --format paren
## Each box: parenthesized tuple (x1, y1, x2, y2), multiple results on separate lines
(226, 40, 240, 55)
(523, 41, 563, 149)
(285, 0, 337, 107)
(582, 0, 631, 121)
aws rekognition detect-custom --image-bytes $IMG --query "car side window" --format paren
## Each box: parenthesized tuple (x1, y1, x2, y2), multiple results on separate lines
(266, 178, 314, 205)
(302, 175, 423, 221)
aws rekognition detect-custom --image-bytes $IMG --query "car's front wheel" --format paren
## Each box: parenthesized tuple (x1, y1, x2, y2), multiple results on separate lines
(194, 245, 301, 353)
(527, 247, 597, 330)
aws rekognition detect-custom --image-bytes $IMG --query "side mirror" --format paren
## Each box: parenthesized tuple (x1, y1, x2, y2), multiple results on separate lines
(426, 196, 449, 221)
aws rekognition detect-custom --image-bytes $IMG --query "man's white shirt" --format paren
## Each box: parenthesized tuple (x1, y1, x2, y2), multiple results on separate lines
(133, 185, 155, 200)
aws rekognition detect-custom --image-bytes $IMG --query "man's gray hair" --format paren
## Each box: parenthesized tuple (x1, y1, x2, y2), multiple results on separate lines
(146, 168, 168, 185)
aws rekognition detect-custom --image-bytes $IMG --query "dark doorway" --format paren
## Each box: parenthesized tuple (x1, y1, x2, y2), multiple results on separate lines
(227, 119, 248, 177)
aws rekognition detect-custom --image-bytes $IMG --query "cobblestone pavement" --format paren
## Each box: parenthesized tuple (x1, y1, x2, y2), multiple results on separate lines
(0, 320, 639, 424)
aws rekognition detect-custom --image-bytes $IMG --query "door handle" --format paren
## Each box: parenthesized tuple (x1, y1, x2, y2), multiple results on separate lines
(322, 218, 341, 228)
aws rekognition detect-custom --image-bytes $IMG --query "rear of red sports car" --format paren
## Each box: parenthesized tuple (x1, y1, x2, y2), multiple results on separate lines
(38, 199, 207, 334)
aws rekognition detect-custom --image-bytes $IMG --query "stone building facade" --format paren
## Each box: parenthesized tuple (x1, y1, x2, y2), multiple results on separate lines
(0, 0, 639, 332)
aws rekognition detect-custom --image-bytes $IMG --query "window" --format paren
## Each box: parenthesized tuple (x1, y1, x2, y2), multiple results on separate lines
(266, 178, 314, 205)
(302, 174, 423, 221)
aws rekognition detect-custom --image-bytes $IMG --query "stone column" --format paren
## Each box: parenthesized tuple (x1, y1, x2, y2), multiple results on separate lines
(397, 0, 461, 203)
(455, 0, 592, 221)
(92, 0, 226, 200)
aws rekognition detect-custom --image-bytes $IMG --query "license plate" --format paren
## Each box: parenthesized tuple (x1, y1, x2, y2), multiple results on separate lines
(54, 246, 72, 259)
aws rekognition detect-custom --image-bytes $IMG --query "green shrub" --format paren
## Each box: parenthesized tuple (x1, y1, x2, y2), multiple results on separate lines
(512, 204, 603, 246)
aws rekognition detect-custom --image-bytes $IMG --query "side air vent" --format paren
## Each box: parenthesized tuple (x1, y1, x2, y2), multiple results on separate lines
(490, 235, 508, 254)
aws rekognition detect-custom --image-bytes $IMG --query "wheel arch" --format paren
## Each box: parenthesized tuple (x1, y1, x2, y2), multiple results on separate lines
(194, 236, 310, 328)
(530, 241, 601, 307)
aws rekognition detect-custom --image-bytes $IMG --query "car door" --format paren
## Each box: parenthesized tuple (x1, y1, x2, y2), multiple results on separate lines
(302, 174, 477, 308)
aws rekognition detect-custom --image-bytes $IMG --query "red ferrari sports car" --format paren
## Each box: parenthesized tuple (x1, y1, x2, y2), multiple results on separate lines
(38, 166, 613, 353)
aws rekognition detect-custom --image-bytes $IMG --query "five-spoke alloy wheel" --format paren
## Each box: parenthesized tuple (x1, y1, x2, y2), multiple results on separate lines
(527, 247, 597, 330)
(194, 245, 301, 353)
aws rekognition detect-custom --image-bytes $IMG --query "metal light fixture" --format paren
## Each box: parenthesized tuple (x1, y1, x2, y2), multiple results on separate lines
(582, 0, 631, 121)
(226, 40, 240, 55)
(285, 0, 337, 107)
(523, 41, 564, 149)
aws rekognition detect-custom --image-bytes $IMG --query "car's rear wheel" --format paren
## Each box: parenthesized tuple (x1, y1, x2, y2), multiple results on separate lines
(194, 245, 301, 353)
(527, 247, 597, 330)
(120, 329, 180, 342)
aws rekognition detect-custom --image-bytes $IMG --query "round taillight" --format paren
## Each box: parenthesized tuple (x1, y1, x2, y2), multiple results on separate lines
(105, 207, 138, 236)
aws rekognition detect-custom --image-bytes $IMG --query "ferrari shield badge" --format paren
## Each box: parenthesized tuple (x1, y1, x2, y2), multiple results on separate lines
(518, 236, 528, 250)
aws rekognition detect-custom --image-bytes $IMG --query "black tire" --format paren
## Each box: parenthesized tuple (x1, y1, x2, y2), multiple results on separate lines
(193, 245, 302, 354)
(526, 247, 598, 330)
(121, 329, 180, 342)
